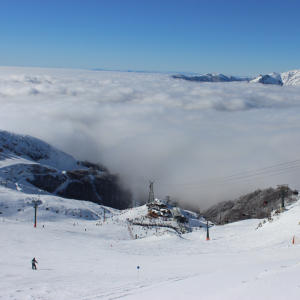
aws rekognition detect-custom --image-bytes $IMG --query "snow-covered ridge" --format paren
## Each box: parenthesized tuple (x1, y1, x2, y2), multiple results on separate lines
(280, 69, 300, 85)
(173, 69, 300, 86)
(0, 129, 132, 209)
(0, 130, 80, 170)
(172, 72, 251, 83)
(250, 69, 300, 85)
(249, 74, 283, 86)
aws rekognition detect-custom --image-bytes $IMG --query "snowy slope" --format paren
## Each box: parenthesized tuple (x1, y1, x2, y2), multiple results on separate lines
(0, 130, 84, 170)
(280, 69, 300, 85)
(249, 74, 283, 85)
(1, 184, 300, 299)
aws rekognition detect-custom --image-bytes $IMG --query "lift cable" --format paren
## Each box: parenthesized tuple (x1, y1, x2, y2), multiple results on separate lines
(157, 158, 300, 188)
(167, 166, 300, 190)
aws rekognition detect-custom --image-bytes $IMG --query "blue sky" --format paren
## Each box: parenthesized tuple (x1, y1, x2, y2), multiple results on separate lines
(1, 0, 299, 76)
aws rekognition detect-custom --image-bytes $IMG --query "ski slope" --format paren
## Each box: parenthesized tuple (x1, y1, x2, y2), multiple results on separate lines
(1, 186, 300, 299)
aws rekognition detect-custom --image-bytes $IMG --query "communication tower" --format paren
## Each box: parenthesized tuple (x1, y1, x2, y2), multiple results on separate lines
(148, 180, 155, 203)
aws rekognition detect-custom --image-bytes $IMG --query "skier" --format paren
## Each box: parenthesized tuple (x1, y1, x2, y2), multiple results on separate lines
(32, 257, 38, 270)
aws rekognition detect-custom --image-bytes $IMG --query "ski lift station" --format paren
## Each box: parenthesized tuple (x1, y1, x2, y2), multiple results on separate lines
(172, 206, 182, 219)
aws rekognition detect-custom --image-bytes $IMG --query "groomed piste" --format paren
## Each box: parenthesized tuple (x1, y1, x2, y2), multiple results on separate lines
(1, 184, 300, 300)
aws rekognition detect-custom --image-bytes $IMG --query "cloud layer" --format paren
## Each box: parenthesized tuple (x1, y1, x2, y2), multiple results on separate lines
(1, 66, 300, 209)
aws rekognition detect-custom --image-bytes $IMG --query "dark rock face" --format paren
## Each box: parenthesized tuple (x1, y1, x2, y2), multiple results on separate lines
(30, 165, 56, 174)
(27, 174, 67, 193)
(94, 174, 132, 209)
(78, 161, 108, 173)
(202, 188, 296, 224)
(57, 173, 132, 210)
(58, 179, 98, 202)
(26, 166, 132, 210)
(66, 169, 90, 180)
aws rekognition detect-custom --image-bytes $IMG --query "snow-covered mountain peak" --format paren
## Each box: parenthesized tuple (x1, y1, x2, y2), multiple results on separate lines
(249, 74, 283, 86)
(280, 69, 300, 85)
(250, 69, 300, 86)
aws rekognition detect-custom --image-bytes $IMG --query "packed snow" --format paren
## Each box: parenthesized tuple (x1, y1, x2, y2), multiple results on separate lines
(1, 183, 300, 299)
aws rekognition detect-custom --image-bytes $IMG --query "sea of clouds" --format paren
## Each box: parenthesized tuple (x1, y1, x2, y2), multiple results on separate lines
(1, 66, 300, 209)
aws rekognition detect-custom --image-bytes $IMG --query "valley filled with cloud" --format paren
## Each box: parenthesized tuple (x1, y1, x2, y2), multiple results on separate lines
(1, 66, 300, 209)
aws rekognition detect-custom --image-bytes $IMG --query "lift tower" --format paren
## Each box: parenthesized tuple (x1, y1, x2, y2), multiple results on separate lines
(277, 184, 289, 211)
(165, 196, 171, 204)
(148, 180, 155, 203)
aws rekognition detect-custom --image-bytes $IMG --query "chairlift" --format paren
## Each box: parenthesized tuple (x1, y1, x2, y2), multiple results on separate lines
(293, 190, 299, 195)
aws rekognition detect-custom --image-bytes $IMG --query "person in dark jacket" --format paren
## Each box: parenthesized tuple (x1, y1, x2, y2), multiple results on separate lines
(32, 257, 38, 270)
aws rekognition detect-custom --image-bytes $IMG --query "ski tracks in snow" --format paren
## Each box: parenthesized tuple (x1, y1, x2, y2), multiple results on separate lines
(78, 274, 198, 300)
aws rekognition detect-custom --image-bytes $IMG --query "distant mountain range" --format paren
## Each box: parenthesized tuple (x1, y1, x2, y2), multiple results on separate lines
(172, 72, 251, 83)
(172, 69, 300, 86)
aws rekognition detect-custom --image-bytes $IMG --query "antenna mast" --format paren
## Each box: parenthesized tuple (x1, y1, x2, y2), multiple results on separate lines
(148, 180, 155, 203)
